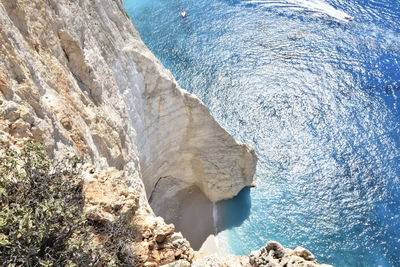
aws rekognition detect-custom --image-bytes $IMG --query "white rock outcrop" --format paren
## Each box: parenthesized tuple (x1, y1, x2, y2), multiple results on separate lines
(249, 242, 333, 267)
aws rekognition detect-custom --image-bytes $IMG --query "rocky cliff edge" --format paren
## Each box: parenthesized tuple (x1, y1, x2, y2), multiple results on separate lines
(0, 0, 256, 204)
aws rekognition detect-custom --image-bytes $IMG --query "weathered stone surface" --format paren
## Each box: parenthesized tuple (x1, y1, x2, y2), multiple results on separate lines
(82, 166, 138, 224)
(130, 216, 195, 265)
(82, 166, 195, 266)
(249, 241, 333, 267)
(192, 253, 251, 267)
(191, 241, 331, 267)
(161, 259, 191, 267)
(293, 247, 316, 261)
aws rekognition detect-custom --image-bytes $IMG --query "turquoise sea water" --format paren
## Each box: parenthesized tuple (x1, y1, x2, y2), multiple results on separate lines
(123, 0, 400, 266)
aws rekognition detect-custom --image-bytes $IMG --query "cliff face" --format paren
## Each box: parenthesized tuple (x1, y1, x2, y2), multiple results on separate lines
(0, 0, 255, 262)
(0, 0, 142, 192)
(0, 0, 256, 205)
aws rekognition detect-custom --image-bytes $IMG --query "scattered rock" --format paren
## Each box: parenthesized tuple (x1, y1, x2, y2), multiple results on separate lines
(192, 253, 250, 267)
(249, 241, 333, 267)
(161, 259, 191, 267)
(293, 247, 316, 261)
(81, 167, 194, 266)
(83, 167, 138, 224)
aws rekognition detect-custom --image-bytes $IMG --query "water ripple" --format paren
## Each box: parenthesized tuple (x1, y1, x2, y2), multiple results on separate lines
(124, 0, 400, 266)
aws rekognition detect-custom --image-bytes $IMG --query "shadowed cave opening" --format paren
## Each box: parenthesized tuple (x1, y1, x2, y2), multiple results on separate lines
(149, 176, 251, 250)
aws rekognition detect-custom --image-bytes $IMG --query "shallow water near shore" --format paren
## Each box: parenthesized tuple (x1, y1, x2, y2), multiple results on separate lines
(123, 0, 400, 266)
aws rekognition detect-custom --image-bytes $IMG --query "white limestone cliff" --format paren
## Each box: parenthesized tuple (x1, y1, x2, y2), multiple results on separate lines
(0, 0, 258, 257)
(0, 0, 256, 207)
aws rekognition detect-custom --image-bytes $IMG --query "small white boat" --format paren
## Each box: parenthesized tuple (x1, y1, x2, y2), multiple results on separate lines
(180, 10, 187, 18)
(344, 15, 354, 21)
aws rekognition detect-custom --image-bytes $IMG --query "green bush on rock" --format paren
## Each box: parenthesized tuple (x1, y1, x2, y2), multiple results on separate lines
(0, 142, 124, 266)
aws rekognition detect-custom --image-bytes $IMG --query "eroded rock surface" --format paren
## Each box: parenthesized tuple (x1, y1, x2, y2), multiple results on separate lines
(0, 0, 257, 205)
(192, 253, 251, 267)
(0, 0, 258, 254)
(189, 241, 333, 267)
(82, 166, 194, 266)
(249, 242, 333, 267)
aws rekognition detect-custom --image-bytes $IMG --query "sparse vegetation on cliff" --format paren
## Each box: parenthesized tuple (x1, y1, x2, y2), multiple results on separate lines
(0, 142, 130, 266)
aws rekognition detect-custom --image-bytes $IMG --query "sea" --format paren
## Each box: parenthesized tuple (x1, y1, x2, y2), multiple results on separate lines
(122, 0, 400, 266)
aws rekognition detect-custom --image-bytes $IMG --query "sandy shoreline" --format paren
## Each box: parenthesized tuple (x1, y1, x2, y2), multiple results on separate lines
(199, 234, 220, 253)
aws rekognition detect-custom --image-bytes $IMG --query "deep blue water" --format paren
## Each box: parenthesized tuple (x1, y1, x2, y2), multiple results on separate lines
(123, 0, 400, 266)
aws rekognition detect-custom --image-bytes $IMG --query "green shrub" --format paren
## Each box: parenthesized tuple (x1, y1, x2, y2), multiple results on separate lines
(0, 142, 130, 266)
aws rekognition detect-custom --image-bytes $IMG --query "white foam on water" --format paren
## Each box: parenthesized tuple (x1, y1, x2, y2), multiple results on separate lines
(212, 203, 228, 253)
(242, 0, 353, 22)
(211, 203, 235, 254)
(217, 230, 233, 253)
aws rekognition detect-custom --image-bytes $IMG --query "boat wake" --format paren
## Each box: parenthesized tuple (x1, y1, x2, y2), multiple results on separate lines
(242, 0, 353, 22)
